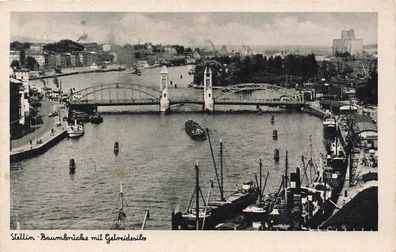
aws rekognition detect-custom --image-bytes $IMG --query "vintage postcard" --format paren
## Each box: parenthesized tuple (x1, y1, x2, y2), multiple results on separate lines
(0, 0, 395, 251)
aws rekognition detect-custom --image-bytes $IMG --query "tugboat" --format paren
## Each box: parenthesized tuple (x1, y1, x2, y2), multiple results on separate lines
(67, 120, 84, 138)
(185, 119, 206, 140)
(323, 111, 337, 140)
(171, 130, 259, 230)
(90, 113, 103, 124)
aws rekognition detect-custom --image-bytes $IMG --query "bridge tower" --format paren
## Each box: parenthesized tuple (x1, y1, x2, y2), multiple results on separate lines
(203, 67, 214, 112)
(159, 66, 170, 112)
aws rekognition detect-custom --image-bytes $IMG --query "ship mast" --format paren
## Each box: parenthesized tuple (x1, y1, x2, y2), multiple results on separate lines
(220, 138, 224, 201)
(259, 157, 263, 203)
(120, 180, 124, 210)
(195, 161, 200, 230)
(206, 128, 224, 201)
(284, 151, 288, 205)
(112, 180, 127, 230)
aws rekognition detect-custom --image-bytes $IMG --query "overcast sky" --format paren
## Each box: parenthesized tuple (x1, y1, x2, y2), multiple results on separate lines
(11, 12, 377, 46)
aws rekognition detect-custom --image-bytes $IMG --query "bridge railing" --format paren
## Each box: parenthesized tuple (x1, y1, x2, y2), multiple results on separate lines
(70, 98, 160, 105)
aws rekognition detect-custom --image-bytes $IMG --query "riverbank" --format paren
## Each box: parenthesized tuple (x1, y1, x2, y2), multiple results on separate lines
(29, 64, 126, 80)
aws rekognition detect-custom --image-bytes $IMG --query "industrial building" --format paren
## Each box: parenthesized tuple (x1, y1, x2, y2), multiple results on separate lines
(332, 29, 363, 56)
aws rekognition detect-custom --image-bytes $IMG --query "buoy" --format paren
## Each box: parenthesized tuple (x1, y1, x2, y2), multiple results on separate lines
(272, 130, 278, 140)
(69, 158, 76, 174)
(114, 142, 119, 156)
(274, 149, 280, 162)
(271, 115, 275, 124)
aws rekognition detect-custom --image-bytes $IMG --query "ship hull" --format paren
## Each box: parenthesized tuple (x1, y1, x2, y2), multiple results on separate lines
(323, 125, 337, 140)
(173, 190, 258, 230)
(67, 132, 84, 138)
(185, 120, 206, 140)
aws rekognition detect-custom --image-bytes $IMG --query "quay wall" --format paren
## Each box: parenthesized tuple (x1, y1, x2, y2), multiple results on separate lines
(10, 129, 67, 162)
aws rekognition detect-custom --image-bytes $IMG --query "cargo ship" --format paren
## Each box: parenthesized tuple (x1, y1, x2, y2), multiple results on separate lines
(185, 119, 206, 140)
(171, 163, 258, 230)
(172, 130, 258, 230)
(241, 144, 347, 230)
(323, 111, 337, 140)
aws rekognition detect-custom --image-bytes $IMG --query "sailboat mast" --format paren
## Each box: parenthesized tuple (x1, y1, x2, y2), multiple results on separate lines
(220, 138, 224, 201)
(285, 151, 288, 186)
(206, 128, 223, 201)
(120, 180, 124, 209)
(336, 118, 339, 156)
(259, 158, 263, 203)
(284, 151, 288, 205)
(195, 161, 200, 230)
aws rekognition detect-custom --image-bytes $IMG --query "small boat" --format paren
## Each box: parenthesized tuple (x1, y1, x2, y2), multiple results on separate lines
(90, 113, 103, 124)
(114, 142, 119, 156)
(69, 158, 76, 174)
(271, 115, 275, 124)
(272, 130, 278, 140)
(67, 120, 84, 138)
(185, 119, 206, 140)
(274, 149, 280, 162)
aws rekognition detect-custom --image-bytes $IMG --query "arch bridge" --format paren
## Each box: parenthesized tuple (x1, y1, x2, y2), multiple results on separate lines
(68, 82, 162, 111)
(68, 68, 305, 113)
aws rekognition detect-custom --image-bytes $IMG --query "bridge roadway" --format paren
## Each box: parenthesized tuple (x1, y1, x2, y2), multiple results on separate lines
(68, 98, 305, 108)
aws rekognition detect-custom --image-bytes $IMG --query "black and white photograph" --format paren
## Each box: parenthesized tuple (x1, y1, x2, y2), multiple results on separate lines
(2, 1, 395, 251)
(8, 11, 379, 231)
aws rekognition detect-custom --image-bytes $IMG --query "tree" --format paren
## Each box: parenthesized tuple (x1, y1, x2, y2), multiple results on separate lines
(356, 72, 377, 105)
(26, 56, 39, 70)
(193, 60, 226, 86)
(43, 40, 84, 53)
(10, 41, 31, 51)
(10, 59, 20, 68)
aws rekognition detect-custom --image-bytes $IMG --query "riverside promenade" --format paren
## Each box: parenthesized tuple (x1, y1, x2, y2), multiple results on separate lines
(10, 99, 68, 162)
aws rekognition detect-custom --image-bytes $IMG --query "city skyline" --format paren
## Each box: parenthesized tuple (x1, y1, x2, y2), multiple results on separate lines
(11, 12, 377, 47)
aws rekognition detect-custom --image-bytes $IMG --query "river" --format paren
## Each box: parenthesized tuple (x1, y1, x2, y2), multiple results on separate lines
(11, 66, 325, 230)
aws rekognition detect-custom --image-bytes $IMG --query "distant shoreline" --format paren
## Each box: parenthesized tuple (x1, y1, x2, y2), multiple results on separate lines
(28, 64, 126, 80)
